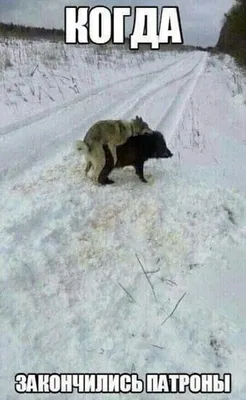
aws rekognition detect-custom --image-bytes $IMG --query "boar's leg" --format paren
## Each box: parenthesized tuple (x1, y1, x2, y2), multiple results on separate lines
(98, 145, 115, 185)
(98, 165, 115, 185)
(134, 162, 147, 183)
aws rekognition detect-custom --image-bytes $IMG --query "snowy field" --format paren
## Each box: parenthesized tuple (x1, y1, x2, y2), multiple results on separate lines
(0, 40, 246, 399)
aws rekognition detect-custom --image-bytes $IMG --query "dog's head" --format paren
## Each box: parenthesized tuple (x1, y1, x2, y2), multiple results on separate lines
(151, 131, 173, 159)
(133, 115, 152, 134)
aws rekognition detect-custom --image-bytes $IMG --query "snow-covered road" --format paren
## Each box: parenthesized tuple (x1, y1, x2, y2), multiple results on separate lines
(0, 51, 206, 180)
(1, 44, 246, 400)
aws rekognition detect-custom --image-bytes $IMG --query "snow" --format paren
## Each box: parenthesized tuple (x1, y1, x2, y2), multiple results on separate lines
(0, 40, 246, 400)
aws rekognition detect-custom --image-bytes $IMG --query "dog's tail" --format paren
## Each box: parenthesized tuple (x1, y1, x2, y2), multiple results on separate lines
(75, 140, 90, 156)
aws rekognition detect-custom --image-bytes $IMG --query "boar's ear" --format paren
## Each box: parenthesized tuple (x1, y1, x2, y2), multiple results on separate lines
(135, 115, 139, 120)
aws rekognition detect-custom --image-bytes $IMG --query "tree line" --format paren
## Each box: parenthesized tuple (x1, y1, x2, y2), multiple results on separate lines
(217, 0, 246, 66)
(0, 22, 64, 41)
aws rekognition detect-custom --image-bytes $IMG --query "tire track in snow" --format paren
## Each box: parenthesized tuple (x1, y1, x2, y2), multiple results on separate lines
(155, 53, 208, 138)
(70, 54, 192, 136)
(70, 53, 195, 131)
(0, 53, 190, 138)
(120, 54, 206, 121)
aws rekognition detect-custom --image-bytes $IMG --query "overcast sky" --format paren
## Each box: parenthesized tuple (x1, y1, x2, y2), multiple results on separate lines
(0, 0, 235, 46)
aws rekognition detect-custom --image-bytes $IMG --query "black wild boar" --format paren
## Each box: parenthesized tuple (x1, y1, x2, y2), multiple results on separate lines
(98, 130, 173, 184)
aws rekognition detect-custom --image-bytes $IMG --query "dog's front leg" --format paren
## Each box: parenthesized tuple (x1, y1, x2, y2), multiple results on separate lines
(134, 162, 147, 183)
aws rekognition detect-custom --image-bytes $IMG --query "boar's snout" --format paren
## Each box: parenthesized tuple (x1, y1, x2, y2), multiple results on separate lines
(159, 147, 173, 158)
(167, 149, 173, 158)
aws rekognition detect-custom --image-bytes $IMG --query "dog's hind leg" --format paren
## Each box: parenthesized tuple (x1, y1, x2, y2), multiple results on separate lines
(134, 162, 147, 183)
(89, 145, 106, 182)
(107, 144, 118, 166)
(85, 161, 92, 176)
